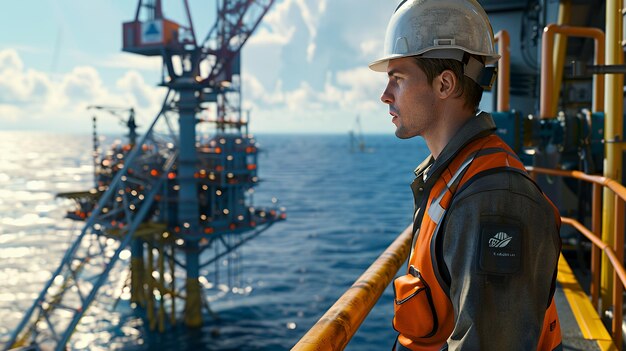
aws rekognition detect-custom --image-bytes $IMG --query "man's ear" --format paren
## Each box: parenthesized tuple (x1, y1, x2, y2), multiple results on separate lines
(435, 70, 457, 99)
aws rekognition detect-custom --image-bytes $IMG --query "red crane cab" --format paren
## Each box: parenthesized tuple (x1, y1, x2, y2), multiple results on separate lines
(122, 19, 180, 56)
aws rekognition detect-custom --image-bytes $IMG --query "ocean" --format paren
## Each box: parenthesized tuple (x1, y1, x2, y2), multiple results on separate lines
(0, 131, 429, 350)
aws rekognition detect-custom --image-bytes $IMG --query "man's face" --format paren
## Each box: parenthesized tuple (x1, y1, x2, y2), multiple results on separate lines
(380, 57, 437, 139)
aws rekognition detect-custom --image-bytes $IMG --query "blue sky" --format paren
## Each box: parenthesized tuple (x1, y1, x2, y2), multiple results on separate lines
(0, 0, 401, 135)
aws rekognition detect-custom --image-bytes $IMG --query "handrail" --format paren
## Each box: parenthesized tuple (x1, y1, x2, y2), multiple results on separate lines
(494, 30, 510, 112)
(529, 166, 626, 348)
(526, 167, 626, 200)
(292, 225, 413, 350)
(560, 217, 626, 291)
(540, 24, 605, 118)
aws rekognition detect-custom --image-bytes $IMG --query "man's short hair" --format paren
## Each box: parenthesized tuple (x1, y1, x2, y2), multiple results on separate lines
(413, 57, 484, 111)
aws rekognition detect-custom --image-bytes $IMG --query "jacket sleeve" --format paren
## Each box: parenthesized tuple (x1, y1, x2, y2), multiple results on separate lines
(440, 171, 560, 350)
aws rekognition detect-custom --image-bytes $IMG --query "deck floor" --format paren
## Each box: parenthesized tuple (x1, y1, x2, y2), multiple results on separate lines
(556, 254, 616, 351)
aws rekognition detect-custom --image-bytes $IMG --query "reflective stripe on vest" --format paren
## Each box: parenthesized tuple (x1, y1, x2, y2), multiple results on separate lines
(396, 134, 562, 351)
(427, 152, 476, 224)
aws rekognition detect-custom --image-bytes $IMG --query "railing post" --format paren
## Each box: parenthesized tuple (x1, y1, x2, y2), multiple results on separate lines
(612, 195, 625, 348)
(603, 0, 624, 316)
(592, 183, 603, 308)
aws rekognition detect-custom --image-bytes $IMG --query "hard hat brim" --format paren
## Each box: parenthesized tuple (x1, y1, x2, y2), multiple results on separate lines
(368, 55, 405, 72)
(368, 50, 501, 73)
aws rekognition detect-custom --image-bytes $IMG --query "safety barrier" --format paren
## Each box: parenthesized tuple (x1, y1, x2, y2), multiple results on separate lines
(291, 225, 413, 350)
(528, 166, 626, 349)
(292, 167, 626, 350)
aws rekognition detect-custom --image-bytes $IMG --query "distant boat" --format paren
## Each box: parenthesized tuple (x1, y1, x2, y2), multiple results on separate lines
(349, 115, 366, 152)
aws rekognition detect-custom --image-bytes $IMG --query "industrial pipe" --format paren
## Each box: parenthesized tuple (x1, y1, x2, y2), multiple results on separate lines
(540, 25, 605, 118)
(601, 0, 625, 315)
(494, 30, 511, 112)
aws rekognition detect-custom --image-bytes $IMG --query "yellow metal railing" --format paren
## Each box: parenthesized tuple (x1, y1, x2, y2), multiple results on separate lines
(291, 225, 413, 350)
(528, 166, 626, 349)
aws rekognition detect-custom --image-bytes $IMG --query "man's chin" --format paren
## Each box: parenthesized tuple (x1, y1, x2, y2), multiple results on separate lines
(395, 128, 413, 140)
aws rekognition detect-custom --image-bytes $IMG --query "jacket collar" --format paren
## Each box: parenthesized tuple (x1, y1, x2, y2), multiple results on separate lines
(414, 111, 496, 181)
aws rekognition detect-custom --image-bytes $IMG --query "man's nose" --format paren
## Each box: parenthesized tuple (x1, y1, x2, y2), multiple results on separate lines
(381, 84, 393, 105)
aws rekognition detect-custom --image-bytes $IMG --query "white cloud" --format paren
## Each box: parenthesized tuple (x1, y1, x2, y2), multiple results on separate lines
(116, 70, 164, 109)
(241, 66, 386, 135)
(237, 0, 395, 133)
(249, 0, 326, 63)
(61, 66, 108, 103)
(295, 0, 327, 62)
(360, 39, 383, 58)
(243, 65, 385, 111)
(0, 49, 23, 72)
(0, 104, 22, 121)
(244, 73, 269, 102)
(0, 49, 53, 104)
(248, 26, 295, 46)
(0, 1, 396, 134)
(318, 0, 327, 13)
(0, 49, 166, 133)
(335, 67, 386, 109)
(306, 42, 316, 63)
(99, 53, 162, 72)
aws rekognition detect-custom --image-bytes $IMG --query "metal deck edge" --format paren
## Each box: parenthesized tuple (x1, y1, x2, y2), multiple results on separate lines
(557, 253, 617, 351)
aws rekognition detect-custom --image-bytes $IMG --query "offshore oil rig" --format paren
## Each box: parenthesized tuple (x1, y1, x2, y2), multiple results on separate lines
(5, 1, 284, 350)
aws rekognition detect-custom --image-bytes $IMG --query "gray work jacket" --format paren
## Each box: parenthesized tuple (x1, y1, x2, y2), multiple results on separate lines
(409, 112, 561, 351)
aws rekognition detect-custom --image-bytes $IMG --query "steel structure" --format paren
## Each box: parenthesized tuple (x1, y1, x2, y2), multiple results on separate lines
(88, 105, 139, 146)
(5, 1, 282, 350)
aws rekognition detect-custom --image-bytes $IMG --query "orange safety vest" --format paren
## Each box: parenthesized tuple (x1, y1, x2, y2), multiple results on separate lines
(394, 134, 562, 351)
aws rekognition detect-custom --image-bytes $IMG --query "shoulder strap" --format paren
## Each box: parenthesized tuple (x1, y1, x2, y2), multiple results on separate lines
(430, 165, 531, 297)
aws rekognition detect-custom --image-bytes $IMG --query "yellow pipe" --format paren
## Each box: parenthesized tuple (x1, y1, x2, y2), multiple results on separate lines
(292, 225, 413, 351)
(551, 0, 571, 115)
(611, 196, 624, 347)
(541, 25, 605, 119)
(494, 30, 511, 112)
(591, 184, 603, 308)
(601, 0, 624, 314)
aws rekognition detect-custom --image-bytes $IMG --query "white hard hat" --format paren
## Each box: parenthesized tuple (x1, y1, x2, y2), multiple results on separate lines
(369, 0, 500, 89)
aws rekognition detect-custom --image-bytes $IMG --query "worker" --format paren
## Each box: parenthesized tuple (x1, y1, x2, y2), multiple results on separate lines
(369, 1, 562, 350)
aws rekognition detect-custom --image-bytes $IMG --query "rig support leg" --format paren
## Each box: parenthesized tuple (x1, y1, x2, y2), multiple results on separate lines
(185, 240, 203, 327)
(130, 239, 146, 307)
(178, 85, 203, 327)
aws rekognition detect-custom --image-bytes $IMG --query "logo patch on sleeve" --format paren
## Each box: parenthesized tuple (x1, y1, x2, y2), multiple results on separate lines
(479, 223, 522, 275)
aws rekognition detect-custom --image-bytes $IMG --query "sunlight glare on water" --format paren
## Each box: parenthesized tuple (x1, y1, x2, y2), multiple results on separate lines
(0, 131, 428, 350)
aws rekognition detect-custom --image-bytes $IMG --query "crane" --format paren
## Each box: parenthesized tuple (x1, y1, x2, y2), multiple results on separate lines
(87, 105, 139, 146)
(5, 1, 282, 350)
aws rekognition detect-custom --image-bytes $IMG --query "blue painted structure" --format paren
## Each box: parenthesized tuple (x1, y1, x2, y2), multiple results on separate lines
(4, 1, 282, 350)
